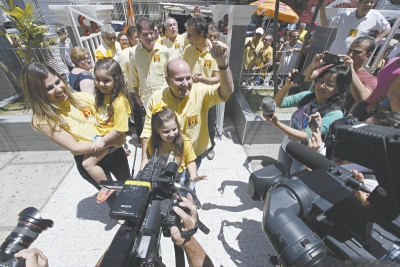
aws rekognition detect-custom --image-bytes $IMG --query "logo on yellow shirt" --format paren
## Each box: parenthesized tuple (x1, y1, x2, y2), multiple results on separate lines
(153, 54, 161, 62)
(348, 29, 358, 37)
(175, 43, 180, 49)
(187, 115, 198, 129)
(82, 106, 94, 119)
(204, 60, 212, 70)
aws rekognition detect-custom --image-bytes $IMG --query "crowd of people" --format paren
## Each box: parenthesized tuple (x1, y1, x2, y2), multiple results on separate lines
(15, 0, 400, 266)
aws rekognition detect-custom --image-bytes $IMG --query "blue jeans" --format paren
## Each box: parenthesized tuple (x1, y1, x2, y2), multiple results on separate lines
(278, 145, 304, 175)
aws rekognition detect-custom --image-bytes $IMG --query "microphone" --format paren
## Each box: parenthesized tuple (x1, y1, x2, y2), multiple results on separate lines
(261, 96, 276, 116)
(286, 141, 370, 193)
(286, 141, 335, 171)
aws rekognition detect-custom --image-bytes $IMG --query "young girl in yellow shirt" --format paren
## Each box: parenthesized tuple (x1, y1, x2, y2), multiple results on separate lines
(145, 102, 207, 192)
(82, 58, 131, 203)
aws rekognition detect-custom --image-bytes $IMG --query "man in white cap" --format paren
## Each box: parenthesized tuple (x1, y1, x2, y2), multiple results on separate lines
(277, 30, 302, 78)
(242, 27, 265, 73)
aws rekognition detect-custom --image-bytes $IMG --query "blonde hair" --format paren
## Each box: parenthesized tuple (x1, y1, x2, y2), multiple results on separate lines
(21, 62, 85, 134)
(70, 46, 90, 66)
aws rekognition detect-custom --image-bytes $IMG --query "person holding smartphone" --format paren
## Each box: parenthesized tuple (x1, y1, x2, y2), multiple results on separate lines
(303, 37, 377, 115)
(264, 66, 351, 174)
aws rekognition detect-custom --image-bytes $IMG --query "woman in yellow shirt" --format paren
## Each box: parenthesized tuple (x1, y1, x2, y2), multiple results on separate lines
(20, 62, 130, 204)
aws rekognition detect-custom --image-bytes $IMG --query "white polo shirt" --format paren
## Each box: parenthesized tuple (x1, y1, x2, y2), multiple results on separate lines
(328, 9, 390, 55)
(278, 42, 302, 75)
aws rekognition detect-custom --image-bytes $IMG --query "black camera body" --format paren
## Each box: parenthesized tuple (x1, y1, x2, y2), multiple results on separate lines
(0, 208, 53, 267)
(248, 118, 400, 266)
(100, 154, 207, 267)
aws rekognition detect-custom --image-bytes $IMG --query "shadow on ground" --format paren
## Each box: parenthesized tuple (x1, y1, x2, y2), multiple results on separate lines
(76, 194, 118, 231)
(202, 180, 263, 212)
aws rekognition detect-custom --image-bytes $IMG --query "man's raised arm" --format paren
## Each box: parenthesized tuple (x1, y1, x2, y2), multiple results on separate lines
(208, 40, 234, 98)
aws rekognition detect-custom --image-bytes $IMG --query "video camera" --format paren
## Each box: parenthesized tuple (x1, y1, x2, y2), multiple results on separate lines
(0, 207, 53, 267)
(99, 153, 209, 267)
(247, 117, 400, 266)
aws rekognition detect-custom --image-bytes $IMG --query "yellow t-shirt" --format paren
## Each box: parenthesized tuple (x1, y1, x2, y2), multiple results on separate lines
(128, 42, 169, 102)
(147, 135, 196, 173)
(141, 84, 229, 156)
(183, 45, 219, 78)
(243, 37, 264, 70)
(35, 92, 97, 153)
(162, 33, 189, 61)
(298, 30, 308, 44)
(94, 93, 131, 136)
(257, 46, 273, 68)
(155, 36, 163, 45)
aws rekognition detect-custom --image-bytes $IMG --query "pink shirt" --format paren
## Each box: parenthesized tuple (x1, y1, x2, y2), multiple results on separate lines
(367, 57, 400, 104)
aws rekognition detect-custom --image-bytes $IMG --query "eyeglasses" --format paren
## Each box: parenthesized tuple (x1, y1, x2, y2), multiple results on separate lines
(105, 36, 117, 41)
(79, 57, 91, 62)
(291, 35, 300, 38)
(278, 41, 284, 43)
(316, 78, 337, 90)
(264, 39, 272, 42)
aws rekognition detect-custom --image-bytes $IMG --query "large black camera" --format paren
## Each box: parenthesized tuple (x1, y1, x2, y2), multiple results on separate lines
(0, 207, 53, 267)
(99, 153, 208, 267)
(248, 117, 400, 266)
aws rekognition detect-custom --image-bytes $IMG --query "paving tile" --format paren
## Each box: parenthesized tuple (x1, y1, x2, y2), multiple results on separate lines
(1, 116, 280, 267)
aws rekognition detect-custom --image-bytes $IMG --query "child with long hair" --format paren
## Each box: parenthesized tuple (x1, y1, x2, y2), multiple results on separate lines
(82, 58, 131, 203)
(144, 102, 207, 192)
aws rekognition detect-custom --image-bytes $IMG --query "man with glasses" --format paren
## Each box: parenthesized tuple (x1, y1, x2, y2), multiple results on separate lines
(277, 30, 302, 80)
(252, 35, 273, 86)
(95, 24, 122, 61)
(127, 18, 169, 140)
(243, 27, 265, 73)
(303, 37, 377, 115)
(320, 0, 390, 55)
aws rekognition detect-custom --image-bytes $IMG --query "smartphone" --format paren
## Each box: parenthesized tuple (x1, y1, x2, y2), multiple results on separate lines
(309, 117, 319, 132)
(291, 72, 305, 85)
(323, 53, 340, 65)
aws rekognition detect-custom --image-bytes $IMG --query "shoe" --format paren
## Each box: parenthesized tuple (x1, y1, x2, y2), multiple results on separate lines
(97, 188, 116, 204)
(207, 148, 215, 160)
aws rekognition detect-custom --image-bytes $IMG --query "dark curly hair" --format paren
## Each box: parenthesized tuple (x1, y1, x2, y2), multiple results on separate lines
(313, 64, 352, 111)
(149, 106, 183, 160)
(185, 17, 208, 39)
(93, 58, 131, 114)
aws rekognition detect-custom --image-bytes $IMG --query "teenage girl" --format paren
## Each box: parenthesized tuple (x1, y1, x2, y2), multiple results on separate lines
(143, 102, 207, 191)
(82, 58, 131, 203)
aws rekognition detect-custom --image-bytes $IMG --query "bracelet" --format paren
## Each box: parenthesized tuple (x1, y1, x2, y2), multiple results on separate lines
(218, 64, 229, 70)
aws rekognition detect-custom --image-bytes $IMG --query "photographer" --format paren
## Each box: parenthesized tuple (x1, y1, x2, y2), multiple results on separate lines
(303, 37, 377, 115)
(14, 248, 49, 267)
(265, 66, 351, 174)
(170, 198, 214, 267)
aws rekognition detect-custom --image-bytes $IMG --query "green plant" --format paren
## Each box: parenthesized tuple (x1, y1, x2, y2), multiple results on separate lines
(0, 0, 47, 58)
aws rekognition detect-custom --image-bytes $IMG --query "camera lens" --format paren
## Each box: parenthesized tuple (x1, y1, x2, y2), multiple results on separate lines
(0, 207, 53, 263)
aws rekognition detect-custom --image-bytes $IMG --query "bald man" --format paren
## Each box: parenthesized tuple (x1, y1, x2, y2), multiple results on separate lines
(140, 41, 233, 172)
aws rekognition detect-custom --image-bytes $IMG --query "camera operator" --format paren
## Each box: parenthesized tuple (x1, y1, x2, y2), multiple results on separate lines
(13, 248, 49, 267)
(170, 198, 214, 267)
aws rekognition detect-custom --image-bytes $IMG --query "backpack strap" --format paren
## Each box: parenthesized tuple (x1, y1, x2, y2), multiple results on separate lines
(298, 92, 344, 117)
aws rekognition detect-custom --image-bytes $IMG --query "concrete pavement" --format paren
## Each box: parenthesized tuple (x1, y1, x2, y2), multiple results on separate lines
(0, 116, 281, 267)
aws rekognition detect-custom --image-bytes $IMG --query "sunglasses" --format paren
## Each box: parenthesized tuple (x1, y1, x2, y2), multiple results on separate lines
(105, 36, 117, 41)
(79, 57, 91, 62)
